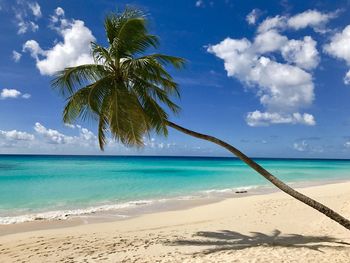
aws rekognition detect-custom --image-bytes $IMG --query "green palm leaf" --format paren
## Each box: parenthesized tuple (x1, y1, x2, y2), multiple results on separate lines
(53, 8, 184, 149)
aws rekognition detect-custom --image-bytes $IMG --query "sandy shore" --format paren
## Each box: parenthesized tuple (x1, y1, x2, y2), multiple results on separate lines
(1, 182, 350, 262)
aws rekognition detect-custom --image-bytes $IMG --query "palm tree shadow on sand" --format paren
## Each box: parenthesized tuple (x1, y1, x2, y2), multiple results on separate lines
(166, 229, 350, 255)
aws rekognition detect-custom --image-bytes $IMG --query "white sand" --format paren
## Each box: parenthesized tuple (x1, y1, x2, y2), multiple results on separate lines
(1, 182, 350, 262)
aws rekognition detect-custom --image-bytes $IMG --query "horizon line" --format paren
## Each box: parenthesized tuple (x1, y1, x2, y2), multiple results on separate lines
(1, 153, 350, 161)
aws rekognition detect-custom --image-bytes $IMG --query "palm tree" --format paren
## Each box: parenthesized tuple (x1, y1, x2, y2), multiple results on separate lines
(52, 8, 350, 230)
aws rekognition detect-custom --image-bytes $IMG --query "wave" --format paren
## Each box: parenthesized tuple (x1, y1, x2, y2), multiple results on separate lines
(0, 200, 155, 224)
(0, 185, 265, 225)
(200, 185, 261, 194)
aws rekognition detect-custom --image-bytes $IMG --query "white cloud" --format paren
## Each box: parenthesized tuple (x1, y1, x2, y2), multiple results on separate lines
(24, 8, 95, 76)
(208, 40, 315, 119)
(258, 10, 336, 33)
(64, 123, 76, 129)
(251, 57, 314, 112)
(325, 25, 350, 64)
(22, 93, 31, 99)
(247, 111, 315, 126)
(344, 70, 350, 85)
(22, 40, 44, 59)
(0, 122, 183, 154)
(34, 122, 96, 146)
(79, 127, 96, 142)
(55, 7, 65, 17)
(208, 10, 323, 126)
(258, 15, 287, 33)
(0, 89, 31, 100)
(16, 17, 38, 34)
(14, 1, 41, 34)
(0, 130, 34, 141)
(50, 7, 66, 29)
(254, 29, 288, 53)
(246, 9, 261, 25)
(324, 25, 350, 85)
(28, 2, 41, 18)
(12, 50, 22, 62)
(1, 89, 21, 99)
(287, 9, 336, 32)
(281, 36, 319, 70)
(34, 122, 73, 144)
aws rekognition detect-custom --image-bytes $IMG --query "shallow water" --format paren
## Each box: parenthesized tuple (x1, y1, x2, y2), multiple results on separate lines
(1, 155, 350, 224)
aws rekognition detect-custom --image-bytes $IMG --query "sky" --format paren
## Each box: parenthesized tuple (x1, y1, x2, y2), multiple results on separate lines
(1, 0, 350, 158)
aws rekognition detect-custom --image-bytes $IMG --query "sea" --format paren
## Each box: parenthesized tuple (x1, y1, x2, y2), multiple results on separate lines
(1, 155, 350, 224)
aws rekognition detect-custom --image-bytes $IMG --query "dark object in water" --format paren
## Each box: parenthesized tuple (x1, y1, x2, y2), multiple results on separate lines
(235, 190, 248, 194)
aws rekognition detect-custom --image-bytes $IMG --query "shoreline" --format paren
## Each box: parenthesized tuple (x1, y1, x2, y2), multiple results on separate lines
(1, 181, 350, 262)
(1, 178, 350, 236)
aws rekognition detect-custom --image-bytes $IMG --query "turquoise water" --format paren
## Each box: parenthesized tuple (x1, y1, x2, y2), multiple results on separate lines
(1, 155, 350, 224)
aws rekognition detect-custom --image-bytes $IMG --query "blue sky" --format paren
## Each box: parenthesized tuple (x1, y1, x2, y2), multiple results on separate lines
(1, 0, 350, 158)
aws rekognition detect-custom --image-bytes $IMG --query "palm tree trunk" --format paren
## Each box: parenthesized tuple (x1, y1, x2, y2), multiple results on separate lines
(166, 120, 350, 231)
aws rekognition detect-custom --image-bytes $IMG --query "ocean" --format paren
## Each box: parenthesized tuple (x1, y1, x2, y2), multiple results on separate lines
(1, 155, 350, 224)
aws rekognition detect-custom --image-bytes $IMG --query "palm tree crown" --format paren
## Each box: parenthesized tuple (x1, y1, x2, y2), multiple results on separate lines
(53, 8, 185, 150)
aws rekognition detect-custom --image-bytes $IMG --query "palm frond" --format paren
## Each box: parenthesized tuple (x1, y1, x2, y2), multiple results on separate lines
(52, 64, 110, 96)
(104, 8, 143, 44)
(147, 54, 186, 69)
(53, 7, 185, 150)
(63, 86, 96, 124)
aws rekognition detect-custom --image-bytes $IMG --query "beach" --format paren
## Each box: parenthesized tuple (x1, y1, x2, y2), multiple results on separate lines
(2, 1, 350, 262)
(1, 181, 350, 262)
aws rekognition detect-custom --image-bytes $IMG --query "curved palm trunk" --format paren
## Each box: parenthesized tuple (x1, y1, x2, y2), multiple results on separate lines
(166, 120, 350, 231)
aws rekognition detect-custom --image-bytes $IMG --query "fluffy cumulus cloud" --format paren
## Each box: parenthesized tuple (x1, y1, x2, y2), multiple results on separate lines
(253, 29, 288, 53)
(324, 25, 350, 85)
(0, 89, 30, 99)
(34, 122, 74, 144)
(257, 9, 336, 33)
(0, 123, 96, 151)
(207, 9, 334, 127)
(247, 111, 315, 127)
(0, 129, 35, 148)
(280, 36, 319, 70)
(23, 7, 95, 76)
(257, 15, 286, 33)
(34, 123, 96, 146)
(22, 40, 44, 59)
(0, 122, 182, 154)
(0, 130, 34, 141)
(0, 89, 20, 99)
(287, 9, 336, 32)
(324, 25, 350, 63)
(208, 39, 316, 115)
